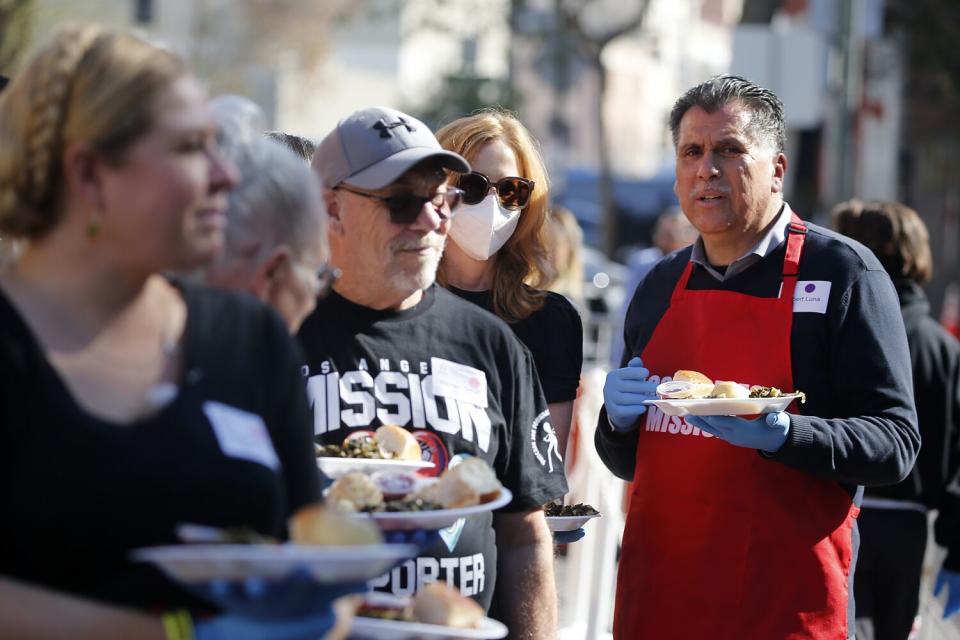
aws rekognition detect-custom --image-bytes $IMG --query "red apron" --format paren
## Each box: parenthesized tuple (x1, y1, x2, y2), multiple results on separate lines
(614, 217, 858, 639)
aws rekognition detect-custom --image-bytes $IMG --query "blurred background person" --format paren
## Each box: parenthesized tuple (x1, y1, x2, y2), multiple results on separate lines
(204, 97, 335, 333)
(436, 109, 583, 456)
(834, 199, 960, 640)
(0, 24, 337, 640)
(266, 132, 316, 166)
(544, 205, 586, 311)
(611, 206, 697, 367)
(0, 72, 14, 269)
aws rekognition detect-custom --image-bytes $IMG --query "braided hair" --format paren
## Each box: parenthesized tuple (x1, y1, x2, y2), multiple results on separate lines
(0, 24, 185, 239)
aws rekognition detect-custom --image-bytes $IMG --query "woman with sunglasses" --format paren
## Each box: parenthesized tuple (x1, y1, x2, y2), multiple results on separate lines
(436, 110, 583, 457)
(0, 25, 344, 639)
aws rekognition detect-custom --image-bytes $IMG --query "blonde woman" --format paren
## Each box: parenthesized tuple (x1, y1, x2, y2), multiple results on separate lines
(0, 25, 338, 639)
(437, 110, 582, 454)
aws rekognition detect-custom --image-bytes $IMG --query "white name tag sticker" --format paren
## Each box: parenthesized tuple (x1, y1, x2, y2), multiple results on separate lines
(794, 280, 832, 314)
(430, 357, 488, 408)
(203, 401, 280, 470)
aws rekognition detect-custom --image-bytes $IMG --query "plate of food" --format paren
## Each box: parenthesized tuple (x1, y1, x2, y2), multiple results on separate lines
(317, 426, 435, 478)
(133, 506, 416, 584)
(327, 457, 513, 531)
(644, 369, 806, 417)
(543, 502, 601, 532)
(350, 586, 508, 639)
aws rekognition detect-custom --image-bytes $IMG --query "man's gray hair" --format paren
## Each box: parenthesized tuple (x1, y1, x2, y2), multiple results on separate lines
(223, 136, 324, 260)
(669, 75, 786, 154)
(209, 95, 325, 262)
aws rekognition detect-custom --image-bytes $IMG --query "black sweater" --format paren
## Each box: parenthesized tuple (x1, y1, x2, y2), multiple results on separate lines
(869, 281, 960, 507)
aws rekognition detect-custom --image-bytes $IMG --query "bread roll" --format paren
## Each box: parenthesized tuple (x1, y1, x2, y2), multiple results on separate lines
(289, 503, 382, 546)
(328, 472, 384, 511)
(376, 425, 422, 461)
(711, 381, 749, 399)
(673, 370, 713, 385)
(412, 582, 484, 628)
(436, 457, 501, 508)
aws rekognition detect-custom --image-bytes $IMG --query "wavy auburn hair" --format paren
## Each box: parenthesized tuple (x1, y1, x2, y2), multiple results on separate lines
(435, 109, 553, 323)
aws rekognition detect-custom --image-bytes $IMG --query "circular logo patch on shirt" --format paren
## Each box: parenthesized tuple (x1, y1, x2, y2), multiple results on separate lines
(412, 430, 449, 477)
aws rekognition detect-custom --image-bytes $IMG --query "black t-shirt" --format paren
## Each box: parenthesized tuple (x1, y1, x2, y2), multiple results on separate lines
(595, 219, 919, 494)
(448, 287, 583, 404)
(0, 282, 320, 611)
(297, 285, 569, 610)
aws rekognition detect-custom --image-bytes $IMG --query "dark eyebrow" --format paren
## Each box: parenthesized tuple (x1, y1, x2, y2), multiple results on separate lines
(716, 137, 746, 148)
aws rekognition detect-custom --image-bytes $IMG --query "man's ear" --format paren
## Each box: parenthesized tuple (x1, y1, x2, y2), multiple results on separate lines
(62, 142, 105, 211)
(323, 188, 345, 235)
(771, 152, 787, 194)
(250, 245, 293, 301)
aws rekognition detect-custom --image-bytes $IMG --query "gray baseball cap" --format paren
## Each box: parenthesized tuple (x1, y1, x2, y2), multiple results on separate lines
(312, 107, 470, 190)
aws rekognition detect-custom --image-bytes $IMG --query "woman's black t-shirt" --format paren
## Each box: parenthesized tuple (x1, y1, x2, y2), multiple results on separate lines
(448, 287, 583, 404)
(0, 282, 320, 611)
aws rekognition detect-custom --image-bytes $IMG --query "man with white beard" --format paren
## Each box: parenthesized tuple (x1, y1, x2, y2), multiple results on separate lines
(297, 107, 568, 639)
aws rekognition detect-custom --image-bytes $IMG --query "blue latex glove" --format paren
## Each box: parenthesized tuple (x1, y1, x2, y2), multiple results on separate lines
(384, 528, 442, 548)
(935, 568, 960, 618)
(194, 610, 339, 640)
(553, 528, 586, 544)
(186, 567, 365, 620)
(686, 412, 791, 452)
(603, 357, 658, 432)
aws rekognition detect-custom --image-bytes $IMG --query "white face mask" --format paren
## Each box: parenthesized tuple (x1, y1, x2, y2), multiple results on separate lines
(448, 194, 521, 261)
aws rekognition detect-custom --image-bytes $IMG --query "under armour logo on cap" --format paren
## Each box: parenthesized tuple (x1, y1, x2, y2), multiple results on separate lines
(373, 117, 416, 138)
(312, 106, 470, 190)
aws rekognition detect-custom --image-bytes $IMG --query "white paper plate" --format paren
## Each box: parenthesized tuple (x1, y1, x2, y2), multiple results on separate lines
(131, 543, 418, 584)
(644, 394, 804, 417)
(355, 488, 513, 531)
(546, 513, 601, 532)
(350, 614, 508, 639)
(318, 457, 435, 478)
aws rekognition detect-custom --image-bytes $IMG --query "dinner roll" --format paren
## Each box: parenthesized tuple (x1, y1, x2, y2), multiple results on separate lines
(328, 472, 384, 511)
(673, 370, 713, 385)
(289, 503, 382, 546)
(436, 457, 502, 509)
(711, 381, 749, 399)
(376, 424, 422, 461)
(412, 582, 484, 628)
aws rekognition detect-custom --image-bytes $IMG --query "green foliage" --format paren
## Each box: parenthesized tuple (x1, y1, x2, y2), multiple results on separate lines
(411, 72, 518, 131)
(0, 0, 32, 73)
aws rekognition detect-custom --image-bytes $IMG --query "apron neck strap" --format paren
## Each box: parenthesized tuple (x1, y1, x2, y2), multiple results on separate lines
(783, 213, 807, 278)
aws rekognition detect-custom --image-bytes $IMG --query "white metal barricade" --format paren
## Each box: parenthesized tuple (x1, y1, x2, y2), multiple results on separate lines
(558, 367, 626, 640)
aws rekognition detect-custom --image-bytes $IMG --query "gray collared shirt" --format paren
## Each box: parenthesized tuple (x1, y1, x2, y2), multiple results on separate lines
(690, 203, 792, 281)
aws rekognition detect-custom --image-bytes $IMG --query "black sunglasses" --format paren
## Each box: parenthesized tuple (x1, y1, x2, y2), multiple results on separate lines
(457, 171, 534, 210)
(336, 185, 464, 225)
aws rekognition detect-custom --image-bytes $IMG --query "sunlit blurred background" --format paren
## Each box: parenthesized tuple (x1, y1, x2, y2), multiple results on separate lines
(3, 1, 959, 637)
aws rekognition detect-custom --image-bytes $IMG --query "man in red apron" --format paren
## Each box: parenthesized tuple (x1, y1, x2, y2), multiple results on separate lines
(595, 76, 919, 639)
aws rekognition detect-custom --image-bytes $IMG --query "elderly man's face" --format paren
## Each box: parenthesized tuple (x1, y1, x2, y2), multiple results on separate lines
(673, 101, 786, 254)
(329, 168, 450, 306)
